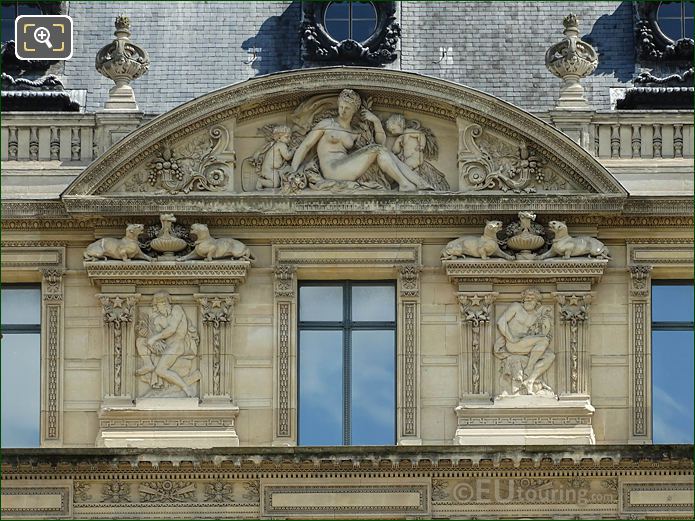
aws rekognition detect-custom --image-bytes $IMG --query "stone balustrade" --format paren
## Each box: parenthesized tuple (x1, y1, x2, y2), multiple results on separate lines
(1, 113, 97, 163)
(592, 112, 693, 159)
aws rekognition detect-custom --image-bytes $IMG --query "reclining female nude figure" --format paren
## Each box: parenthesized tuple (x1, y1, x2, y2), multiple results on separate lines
(290, 89, 431, 192)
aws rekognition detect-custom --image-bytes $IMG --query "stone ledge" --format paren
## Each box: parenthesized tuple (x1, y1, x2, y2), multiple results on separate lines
(84, 260, 250, 286)
(2, 445, 692, 469)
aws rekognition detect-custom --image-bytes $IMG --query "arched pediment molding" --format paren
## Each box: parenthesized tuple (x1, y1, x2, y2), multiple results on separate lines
(63, 67, 626, 215)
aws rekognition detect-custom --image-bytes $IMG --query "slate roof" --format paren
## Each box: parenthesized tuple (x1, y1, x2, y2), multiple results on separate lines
(61, 1, 634, 115)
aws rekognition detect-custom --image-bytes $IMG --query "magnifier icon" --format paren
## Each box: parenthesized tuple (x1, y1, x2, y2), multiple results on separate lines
(33, 26, 53, 49)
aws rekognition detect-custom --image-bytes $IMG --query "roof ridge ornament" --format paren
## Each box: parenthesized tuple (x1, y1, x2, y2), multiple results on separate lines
(545, 14, 598, 110)
(96, 15, 150, 111)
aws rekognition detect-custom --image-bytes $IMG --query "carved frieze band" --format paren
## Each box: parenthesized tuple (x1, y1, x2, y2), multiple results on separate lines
(458, 293, 497, 396)
(629, 265, 652, 438)
(40, 268, 65, 441)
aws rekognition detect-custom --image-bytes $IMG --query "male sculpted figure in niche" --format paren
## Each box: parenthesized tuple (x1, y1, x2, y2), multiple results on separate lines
(494, 288, 555, 396)
(136, 292, 201, 398)
(290, 89, 432, 191)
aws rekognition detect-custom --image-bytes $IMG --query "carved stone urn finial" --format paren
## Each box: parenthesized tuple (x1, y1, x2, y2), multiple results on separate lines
(95, 15, 150, 111)
(545, 14, 598, 109)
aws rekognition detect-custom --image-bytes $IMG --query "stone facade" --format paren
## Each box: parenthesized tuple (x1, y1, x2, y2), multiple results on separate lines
(1, 4, 693, 519)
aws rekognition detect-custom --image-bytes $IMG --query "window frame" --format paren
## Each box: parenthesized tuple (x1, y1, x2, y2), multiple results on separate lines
(1, 283, 42, 448)
(656, 1, 694, 42)
(323, 1, 378, 44)
(297, 280, 397, 446)
(650, 279, 694, 444)
(651, 279, 695, 330)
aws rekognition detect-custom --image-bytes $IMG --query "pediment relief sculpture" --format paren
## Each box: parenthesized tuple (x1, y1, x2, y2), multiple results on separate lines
(441, 211, 610, 262)
(136, 291, 200, 398)
(242, 89, 448, 193)
(83, 215, 253, 263)
(122, 125, 234, 194)
(494, 288, 555, 398)
(457, 123, 576, 193)
(65, 69, 627, 201)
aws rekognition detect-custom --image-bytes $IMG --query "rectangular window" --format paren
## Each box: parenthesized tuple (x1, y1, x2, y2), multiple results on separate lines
(298, 281, 396, 446)
(651, 281, 694, 444)
(1, 284, 41, 447)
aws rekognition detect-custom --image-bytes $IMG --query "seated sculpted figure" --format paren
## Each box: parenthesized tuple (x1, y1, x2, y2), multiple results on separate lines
(136, 292, 201, 398)
(493, 288, 555, 396)
(289, 89, 432, 192)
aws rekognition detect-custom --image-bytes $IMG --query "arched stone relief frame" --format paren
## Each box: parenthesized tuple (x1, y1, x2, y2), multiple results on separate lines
(271, 239, 422, 446)
(61, 67, 626, 217)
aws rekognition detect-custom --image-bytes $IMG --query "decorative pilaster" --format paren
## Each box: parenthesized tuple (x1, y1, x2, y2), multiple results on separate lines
(40, 268, 65, 445)
(99, 294, 139, 405)
(554, 292, 592, 397)
(398, 264, 422, 444)
(457, 292, 497, 397)
(196, 294, 238, 401)
(628, 265, 652, 440)
(273, 264, 296, 445)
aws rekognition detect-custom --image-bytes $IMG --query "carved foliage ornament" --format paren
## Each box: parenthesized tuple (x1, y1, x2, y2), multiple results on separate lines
(457, 124, 569, 193)
(125, 126, 233, 194)
(301, 1, 400, 66)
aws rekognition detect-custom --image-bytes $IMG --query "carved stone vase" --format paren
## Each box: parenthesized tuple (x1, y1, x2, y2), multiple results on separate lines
(150, 214, 186, 261)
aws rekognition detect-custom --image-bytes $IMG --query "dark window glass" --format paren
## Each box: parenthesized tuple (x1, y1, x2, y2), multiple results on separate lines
(651, 282, 694, 444)
(298, 281, 396, 446)
(1, 285, 41, 448)
(1, 2, 45, 42)
(324, 1, 377, 43)
(657, 1, 695, 40)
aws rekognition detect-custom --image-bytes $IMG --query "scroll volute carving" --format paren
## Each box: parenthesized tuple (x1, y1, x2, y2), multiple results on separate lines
(456, 120, 575, 193)
(122, 125, 235, 194)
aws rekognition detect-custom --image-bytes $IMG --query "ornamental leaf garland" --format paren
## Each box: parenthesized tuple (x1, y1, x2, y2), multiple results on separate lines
(124, 128, 232, 194)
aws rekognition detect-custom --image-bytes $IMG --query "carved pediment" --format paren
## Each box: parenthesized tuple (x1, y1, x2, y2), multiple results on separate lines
(62, 68, 626, 214)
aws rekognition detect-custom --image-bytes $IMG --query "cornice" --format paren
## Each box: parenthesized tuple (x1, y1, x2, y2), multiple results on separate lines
(1, 445, 692, 471)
